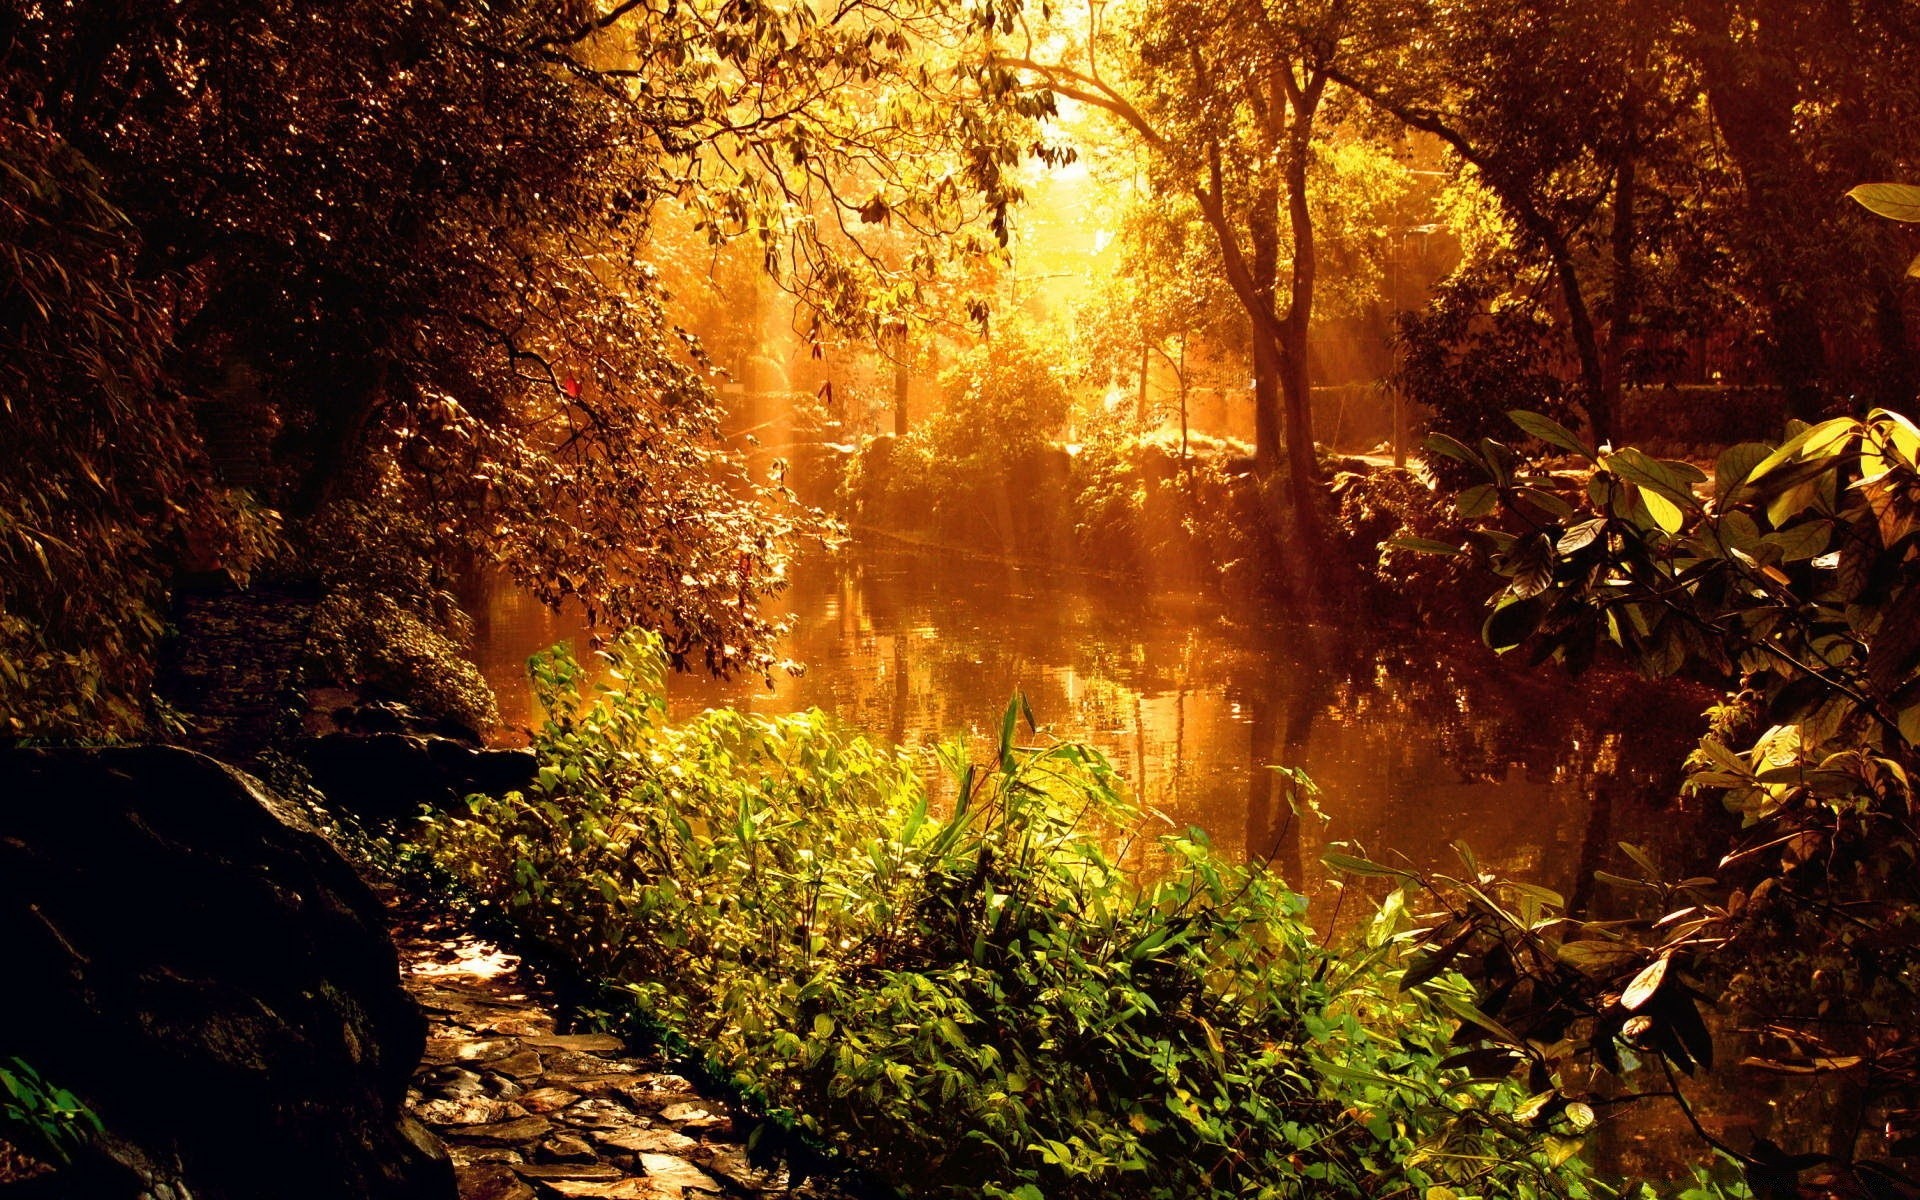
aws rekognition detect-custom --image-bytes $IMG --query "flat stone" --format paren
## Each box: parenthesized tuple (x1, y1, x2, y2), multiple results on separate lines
(535, 1181, 669, 1199)
(514, 1162, 625, 1181)
(414, 1095, 527, 1126)
(524, 1033, 626, 1053)
(616, 1076, 696, 1105)
(488, 1049, 546, 1080)
(568, 1075, 652, 1098)
(594, 1129, 698, 1156)
(449, 1145, 526, 1166)
(704, 1147, 786, 1192)
(518, 1086, 583, 1114)
(454, 1038, 520, 1064)
(457, 1161, 539, 1200)
(455, 1116, 555, 1144)
(557, 1098, 642, 1131)
(654, 1103, 721, 1127)
(537, 1133, 597, 1162)
(543, 1052, 647, 1078)
(638, 1153, 723, 1196)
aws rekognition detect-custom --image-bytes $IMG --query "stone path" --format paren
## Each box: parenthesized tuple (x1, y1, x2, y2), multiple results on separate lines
(393, 905, 845, 1200)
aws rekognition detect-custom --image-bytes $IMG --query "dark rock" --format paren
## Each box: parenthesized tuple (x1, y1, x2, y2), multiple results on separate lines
(303, 732, 536, 820)
(0, 745, 455, 1200)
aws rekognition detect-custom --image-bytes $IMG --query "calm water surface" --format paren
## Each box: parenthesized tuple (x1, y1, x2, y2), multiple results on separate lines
(472, 536, 1715, 908)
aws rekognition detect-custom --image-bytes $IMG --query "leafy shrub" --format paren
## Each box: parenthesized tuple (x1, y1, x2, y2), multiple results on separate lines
(1399, 268, 1580, 478)
(1330, 466, 1478, 624)
(1397, 408, 1920, 1186)
(0, 1058, 100, 1165)
(420, 631, 1598, 1200)
(302, 495, 498, 734)
(306, 592, 497, 736)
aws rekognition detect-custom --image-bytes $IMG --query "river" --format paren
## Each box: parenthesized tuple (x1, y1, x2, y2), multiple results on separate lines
(471, 534, 1716, 913)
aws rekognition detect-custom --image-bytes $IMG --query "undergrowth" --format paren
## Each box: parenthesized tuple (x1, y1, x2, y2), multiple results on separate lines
(416, 630, 1601, 1200)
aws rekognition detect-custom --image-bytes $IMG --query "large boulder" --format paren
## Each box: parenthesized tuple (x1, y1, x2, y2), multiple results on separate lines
(0, 746, 455, 1200)
(302, 732, 537, 820)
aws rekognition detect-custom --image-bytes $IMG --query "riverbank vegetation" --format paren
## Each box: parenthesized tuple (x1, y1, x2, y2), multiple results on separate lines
(419, 631, 1601, 1200)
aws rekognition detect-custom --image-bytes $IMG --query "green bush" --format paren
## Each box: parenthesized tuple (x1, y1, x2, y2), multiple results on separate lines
(419, 630, 1599, 1200)
(0, 1058, 100, 1165)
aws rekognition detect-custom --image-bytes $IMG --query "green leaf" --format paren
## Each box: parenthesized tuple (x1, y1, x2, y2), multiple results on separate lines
(1898, 703, 1920, 747)
(1604, 447, 1695, 503)
(1556, 518, 1607, 554)
(1848, 182, 1920, 223)
(1387, 536, 1463, 556)
(1714, 442, 1773, 502)
(1455, 483, 1498, 519)
(1642, 487, 1685, 533)
(1507, 409, 1595, 459)
(1762, 520, 1831, 562)
(1321, 851, 1414, 879)
(1621, 955, 1669, 1011)
(1424, 432, 1481, 465)
(1483, 595, 1542, 652)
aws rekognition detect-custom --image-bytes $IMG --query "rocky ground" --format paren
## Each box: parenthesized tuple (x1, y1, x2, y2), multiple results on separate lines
(394, 904, 849, 1200)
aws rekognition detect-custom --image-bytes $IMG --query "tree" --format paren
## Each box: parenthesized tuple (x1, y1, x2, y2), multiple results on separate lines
(1683, 0, 1920, 417)
(0, 0, 1038, 735)
(1000, 0, 1403, 540)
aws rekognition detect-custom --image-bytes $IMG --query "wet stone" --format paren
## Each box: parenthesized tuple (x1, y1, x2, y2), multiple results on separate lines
(415, 1095, 528, 1126)
(537, 1134, 597, 1163)
(425, 1065, 488, 1098)
(518, 1086, 583, 1114)
(569, 1075, 653, 1100)
(637, 1153, 723, 1197)
(456, 1162, 538, 1200)
(524, 1033, 626, 1053)
(453, 1038, 520, 1064)
(557, 1098, 643, 1131)
(449, 1145, 526, 1166)
(513, 1163, 626, 1181)
(593, 1129, 698, 1158)
(535, 1181, 667, 1199)
(487, 1049, 546, 1080)
(392, 903, 852, 1200)
(543, 1051, 647, 1078)
(704, 1147, 786, 1192)
(456, 1116, 556, 1144)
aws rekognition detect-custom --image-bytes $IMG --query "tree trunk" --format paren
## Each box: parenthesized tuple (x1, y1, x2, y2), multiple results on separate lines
(1248, 184, 1285, 472)
(1600, 117, 1636, 445)
(1689, 0, 1828, 420)
(1137, 342, 1151, 426)
(891, 334, 910, 437)
(1280, 94, 1321, 520)
(1548, 237, 1609, 445)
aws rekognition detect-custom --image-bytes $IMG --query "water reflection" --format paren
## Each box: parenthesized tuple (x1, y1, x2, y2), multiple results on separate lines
(470, 537, 1719, 908)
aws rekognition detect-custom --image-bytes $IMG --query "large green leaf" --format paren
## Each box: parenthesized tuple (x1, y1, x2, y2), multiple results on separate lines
(1507, 409, 1594, 459)
(1714, 442, 1773, 503)
(1848, 182, 1920, 223)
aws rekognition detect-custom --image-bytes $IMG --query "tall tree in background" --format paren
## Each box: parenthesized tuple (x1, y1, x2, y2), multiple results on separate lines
(1329, 0, 1712, 445)
(1683, 0, 1920, 417)
(0, 0, 1038, 735)
(1002, 0, 1402, 539)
